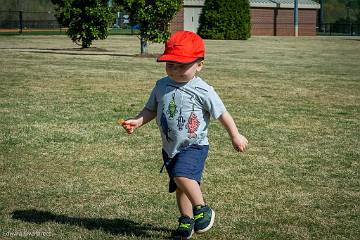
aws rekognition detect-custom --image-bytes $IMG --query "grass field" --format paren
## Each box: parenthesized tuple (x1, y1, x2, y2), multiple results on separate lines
(0, 35, 359, 240)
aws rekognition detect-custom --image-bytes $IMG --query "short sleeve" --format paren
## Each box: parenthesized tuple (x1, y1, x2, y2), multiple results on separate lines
(203, 86, 227, 119)
(145, 86, 158, 112)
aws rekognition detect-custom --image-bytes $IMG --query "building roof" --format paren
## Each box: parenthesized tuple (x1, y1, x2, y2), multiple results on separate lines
(250, 0, 277, 8)
(184, 0, 320, 9)
(267, 0, 320, 9)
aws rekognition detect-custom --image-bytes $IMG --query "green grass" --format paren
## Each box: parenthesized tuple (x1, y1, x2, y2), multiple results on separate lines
(1, 35, 359, 239)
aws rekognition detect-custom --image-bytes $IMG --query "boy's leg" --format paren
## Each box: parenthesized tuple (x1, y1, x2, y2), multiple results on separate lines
(174, 185, 196, 239)
(174, 176, 215, 234)
(176, 188, 193, 217)
(174, 177, 205, 207)
(173, 177, 202, 239)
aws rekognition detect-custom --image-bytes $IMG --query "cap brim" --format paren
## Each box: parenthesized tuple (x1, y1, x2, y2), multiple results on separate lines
(156, 54, 199, 64)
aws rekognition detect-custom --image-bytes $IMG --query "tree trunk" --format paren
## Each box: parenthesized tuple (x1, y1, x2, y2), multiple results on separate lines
(140, 36, 148, 55)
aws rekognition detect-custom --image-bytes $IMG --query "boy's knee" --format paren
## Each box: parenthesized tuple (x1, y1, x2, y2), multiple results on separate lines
(175, 186, 183, 193)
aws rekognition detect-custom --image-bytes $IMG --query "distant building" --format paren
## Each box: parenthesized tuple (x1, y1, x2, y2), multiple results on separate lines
(170, 0, 321, 36)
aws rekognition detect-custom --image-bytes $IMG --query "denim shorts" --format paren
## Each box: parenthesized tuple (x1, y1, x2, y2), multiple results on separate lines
(162, 144, 209, 193)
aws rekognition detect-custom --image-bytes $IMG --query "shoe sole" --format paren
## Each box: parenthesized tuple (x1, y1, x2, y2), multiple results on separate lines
(176, 229, 194, 240)
(188, 229, 194, 239)
(195, 209, 215, 234)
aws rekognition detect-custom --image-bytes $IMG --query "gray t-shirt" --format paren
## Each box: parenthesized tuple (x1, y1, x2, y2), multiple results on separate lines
(145, 76, 226, 158)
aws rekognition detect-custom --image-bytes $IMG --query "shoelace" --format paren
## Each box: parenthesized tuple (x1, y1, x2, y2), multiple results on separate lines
(179, 223, 191, 229)
(194, 212, 204, 221)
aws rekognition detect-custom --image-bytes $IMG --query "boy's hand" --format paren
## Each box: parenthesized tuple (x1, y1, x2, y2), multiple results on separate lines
(117, 118, 140, 134)
(117, 109, 156, 135)
(232, 134, 248, 152)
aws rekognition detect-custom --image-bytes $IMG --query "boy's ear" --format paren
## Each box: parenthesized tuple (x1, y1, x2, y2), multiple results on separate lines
(196, 60, 204, 71)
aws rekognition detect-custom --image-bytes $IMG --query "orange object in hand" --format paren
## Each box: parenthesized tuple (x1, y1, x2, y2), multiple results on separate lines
(117, 118, 126, 126)
(117, 118, 134, 133)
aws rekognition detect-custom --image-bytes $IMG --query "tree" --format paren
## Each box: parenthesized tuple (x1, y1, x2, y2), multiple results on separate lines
(51, 0, 114, 48)
(198, 0, 251, 40)
(324, 0, 360, 23)
(115, 0, 182, 55)
(347, 0, 360, 23)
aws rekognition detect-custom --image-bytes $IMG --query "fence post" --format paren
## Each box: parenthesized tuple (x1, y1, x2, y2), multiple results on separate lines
(19, 11, 23, 34)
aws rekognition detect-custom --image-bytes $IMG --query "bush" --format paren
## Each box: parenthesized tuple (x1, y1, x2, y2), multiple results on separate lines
(198, 0, 251, 40)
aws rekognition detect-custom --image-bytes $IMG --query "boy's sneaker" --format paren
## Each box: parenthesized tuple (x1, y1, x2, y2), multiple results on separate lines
(174, 216, 195, 239)
(193, 205, 215, 234)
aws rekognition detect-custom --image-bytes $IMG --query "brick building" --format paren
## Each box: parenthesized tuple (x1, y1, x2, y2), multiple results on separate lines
(170, 0, 321, 36)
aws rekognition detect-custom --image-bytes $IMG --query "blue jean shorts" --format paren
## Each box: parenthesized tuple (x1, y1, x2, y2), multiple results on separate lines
(161, 144, 209, 193)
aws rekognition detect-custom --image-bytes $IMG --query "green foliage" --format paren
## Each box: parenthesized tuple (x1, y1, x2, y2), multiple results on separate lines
(324, 0, 360, 23)
(115, 0, 182, 43)
(198, 0, 251, 40)
(51, 0, 114, 48)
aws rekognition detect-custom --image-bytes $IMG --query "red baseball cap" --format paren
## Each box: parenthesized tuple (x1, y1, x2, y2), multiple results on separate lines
(157, 31, 205, 63)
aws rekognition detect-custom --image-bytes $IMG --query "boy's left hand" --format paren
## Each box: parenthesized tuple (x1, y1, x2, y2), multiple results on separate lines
(232, 134, 248, 152)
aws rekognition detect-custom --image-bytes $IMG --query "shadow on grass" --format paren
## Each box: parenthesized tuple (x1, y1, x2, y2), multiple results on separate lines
(12, 209, 173, 238)
(0, 47, 160, 58)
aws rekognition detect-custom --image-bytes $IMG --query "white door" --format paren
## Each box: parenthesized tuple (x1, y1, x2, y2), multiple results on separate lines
(184, 7, 202, 33)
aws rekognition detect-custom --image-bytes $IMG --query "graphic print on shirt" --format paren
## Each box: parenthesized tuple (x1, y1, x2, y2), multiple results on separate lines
(166, 92, 178, 120)
(176, 108, 186, 131)
(160, 105, 172, 142)
(186, 100, 200, 139)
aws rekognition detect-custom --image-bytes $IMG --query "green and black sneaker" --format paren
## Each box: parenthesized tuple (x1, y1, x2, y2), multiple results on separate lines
(174, 215, 195, 239)
(193, 205, 215, 234)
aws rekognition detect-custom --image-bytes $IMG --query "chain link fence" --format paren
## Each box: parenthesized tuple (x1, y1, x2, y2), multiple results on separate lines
(0, 10, 62, 32)
(2, 10, 359, 36)
(318, 23, 360, 36)
(0, 10, 140, 35)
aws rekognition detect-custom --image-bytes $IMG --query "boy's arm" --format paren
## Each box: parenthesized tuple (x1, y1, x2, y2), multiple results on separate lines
(218, 111, 248, 152)
(123, 108, 156, 134)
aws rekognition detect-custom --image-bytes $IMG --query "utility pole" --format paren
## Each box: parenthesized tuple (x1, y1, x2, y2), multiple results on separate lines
(16, 0, 23, 34)
(346, 5, 351, 35)
(319, 0, 325, 32)
(294, 0, 299, 36)
(19, 10, 23, 34)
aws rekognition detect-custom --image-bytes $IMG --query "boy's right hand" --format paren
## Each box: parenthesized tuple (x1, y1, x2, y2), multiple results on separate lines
(118, 119, 140, 134)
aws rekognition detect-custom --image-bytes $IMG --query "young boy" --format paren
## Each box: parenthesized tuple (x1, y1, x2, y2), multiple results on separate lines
(121, 31, 248, 239)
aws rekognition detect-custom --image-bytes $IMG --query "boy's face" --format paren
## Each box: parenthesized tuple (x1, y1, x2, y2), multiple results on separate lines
(166, 60, 204, 83)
